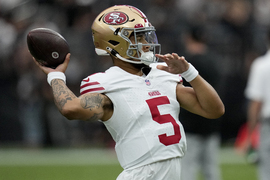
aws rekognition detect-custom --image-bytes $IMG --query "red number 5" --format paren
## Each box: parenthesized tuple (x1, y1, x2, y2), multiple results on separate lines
(146, 96, 181, 146)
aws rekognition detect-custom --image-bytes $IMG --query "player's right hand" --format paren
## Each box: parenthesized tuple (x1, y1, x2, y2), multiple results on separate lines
(32, 53, 71, 75)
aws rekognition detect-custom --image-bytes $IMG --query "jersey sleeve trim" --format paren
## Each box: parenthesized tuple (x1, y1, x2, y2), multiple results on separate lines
(81, 87, 105, 95)
(81, 82, 100, 89)
(80, 75, 105, 95)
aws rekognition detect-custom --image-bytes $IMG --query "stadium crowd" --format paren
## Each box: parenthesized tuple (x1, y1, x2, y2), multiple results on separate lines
(0, 0, 269, 148)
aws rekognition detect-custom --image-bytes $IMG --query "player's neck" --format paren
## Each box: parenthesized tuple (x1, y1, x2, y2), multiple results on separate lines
(113, 58, 145, 76)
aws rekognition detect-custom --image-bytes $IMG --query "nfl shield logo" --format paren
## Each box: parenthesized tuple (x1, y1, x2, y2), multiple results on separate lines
(145, 79, 151, 86)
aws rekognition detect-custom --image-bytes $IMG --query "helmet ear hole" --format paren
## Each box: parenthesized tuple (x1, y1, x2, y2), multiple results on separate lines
(127, 49, 136, 56)
(108, 40, 120, 46)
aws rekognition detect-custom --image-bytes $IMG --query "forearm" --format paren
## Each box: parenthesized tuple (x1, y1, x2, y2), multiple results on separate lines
(189, 75, 224, 119)
(51, 79, 78, 116)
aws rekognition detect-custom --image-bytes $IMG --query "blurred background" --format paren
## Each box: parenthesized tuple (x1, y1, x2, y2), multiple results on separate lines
(0, 0, 269, 160)
(1, 0, 269, 179)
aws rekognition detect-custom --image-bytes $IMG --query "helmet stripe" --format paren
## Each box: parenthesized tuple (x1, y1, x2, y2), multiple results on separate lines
(122, 5, 149, 25)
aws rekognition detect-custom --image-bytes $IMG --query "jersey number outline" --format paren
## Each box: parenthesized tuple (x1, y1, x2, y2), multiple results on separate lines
(146, 96, 181, 146)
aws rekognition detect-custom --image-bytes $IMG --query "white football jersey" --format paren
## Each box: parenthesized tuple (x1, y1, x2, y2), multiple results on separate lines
(80, 63, 187, 169)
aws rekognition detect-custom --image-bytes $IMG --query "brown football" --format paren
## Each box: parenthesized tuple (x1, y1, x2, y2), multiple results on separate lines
(27, 28, 70, 68)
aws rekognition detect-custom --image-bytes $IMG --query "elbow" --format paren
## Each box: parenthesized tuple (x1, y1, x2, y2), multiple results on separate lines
(61, 109, 75, 120)
(60, 105, 91, 121)
(220, 106, 225, 116)
(60, 107, 79, 120)
(209, 104, 225, 119)
(214, 110, 225, 119)
(218, 103, 225, 117)
(63, 114, 75, 120)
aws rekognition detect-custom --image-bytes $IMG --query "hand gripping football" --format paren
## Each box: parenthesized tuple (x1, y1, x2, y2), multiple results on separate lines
(27, 28, 70, 68)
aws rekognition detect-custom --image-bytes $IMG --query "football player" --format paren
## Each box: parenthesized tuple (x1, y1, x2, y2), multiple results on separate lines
(32, 5, 224, 180)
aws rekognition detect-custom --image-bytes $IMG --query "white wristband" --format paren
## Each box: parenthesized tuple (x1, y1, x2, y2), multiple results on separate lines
(47, 72, 66, 86)
(180, 63, 199, 82)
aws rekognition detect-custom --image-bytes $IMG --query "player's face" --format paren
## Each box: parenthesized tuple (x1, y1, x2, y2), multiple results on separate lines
(125, 28, 159, 65)
(128, 33, 151, 67)
(129, 32, 150, 53)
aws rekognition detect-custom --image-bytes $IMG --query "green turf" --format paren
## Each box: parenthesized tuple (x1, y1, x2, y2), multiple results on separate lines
(0, 147, 259, 180)
(221, 164, 257, 180)
(196, 164, 258, 180)
(0, 163, 258, 180)
(0, 164, 123, 180)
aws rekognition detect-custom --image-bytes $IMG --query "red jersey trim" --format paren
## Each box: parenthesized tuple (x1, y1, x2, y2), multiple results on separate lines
(80, 82, 100, 89)
(80, 87, 105, 95)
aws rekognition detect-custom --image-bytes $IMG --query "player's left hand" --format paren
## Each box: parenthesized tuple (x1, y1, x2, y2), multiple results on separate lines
(155, 53, 189, 74)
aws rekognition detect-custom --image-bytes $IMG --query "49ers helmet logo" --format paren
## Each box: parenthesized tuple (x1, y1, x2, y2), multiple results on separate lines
(103, 11, 129, 25)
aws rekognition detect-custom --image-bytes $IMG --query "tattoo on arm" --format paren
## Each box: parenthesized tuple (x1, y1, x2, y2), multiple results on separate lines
(80, 94, 103, 110)
(80, 94, 104, 121)
(50, 80, 107, 121)
(51, 79, 76, 110)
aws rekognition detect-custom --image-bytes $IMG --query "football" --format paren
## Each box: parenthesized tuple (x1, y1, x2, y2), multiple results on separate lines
(27, 28, 70, 68)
